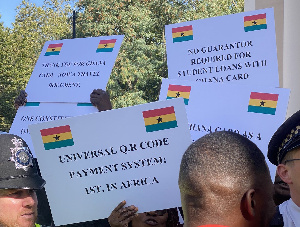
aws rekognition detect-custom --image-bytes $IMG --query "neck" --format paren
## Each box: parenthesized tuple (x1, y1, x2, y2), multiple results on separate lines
(290, 190, 300, 207)
(182, 209, 245, 227)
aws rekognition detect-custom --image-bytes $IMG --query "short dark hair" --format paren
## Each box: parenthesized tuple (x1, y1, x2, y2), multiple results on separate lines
(179, 131, 269, 214)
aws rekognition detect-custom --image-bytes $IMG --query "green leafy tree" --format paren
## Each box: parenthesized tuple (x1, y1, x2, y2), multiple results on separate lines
(76, 0, 243, 108)
(184, 0, 244, 21)
(0, 0, 73, 132)
(0, 18, 15, 131)
(0, 0, 244, 131)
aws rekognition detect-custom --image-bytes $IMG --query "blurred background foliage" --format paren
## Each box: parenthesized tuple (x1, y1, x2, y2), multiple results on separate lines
(0, 0, 243, 131)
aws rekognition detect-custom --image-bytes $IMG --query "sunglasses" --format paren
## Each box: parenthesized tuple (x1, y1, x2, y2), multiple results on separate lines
(284, 158, 300, 165)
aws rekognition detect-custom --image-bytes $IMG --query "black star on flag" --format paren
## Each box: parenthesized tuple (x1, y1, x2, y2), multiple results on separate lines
(53, 135, 60, 141)
(260, 101, 266, 106)
(157, 117, 163, 123)
(176, 92, 180, 98)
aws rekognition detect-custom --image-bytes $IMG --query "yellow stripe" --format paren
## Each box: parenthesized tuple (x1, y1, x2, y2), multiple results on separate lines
(244, 18, 266, 27)
(144, 113, 176, 126)
(167, 90, 190, 99)
(248, 99, 277, 108)
(46, 47, 62, 52)
(98, 43, 115, 49)
(172, 30, 193, 38)
(42, 131, 73, 143)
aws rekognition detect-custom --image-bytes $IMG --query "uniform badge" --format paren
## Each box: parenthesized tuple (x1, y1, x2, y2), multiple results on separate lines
(10, 137, 33, 171)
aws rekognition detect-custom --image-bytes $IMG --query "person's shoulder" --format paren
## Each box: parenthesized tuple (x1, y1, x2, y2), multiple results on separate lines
(269, 206, 284, 227)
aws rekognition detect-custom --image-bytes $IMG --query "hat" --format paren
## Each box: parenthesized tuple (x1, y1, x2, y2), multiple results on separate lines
(0, 134, 45, 189)
(268, 110, 300, 165)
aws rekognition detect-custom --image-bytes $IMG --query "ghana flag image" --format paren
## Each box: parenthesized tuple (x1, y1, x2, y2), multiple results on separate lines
(40, 125, 74, 150)
(96, 39, 117, 52)
(166, 84, 191, 105)
(248, 92, 279, 115)
(172, 25, 193, 43)
(143, 106, 178, 132)
(44, 43, 63, 56)
(244, 13, 267, 32)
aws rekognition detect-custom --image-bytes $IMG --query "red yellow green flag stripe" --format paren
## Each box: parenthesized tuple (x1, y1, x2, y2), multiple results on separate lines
(166, 84, 191, 105)
(244, 13, 267, 32)
(143, 106, 178, 132)
(45, 43, 63, 56)
(172, 25, 193, 43)
(248, 92, 279, 115)
(40, 125, 74, 150)
(96, 39, 117, 53)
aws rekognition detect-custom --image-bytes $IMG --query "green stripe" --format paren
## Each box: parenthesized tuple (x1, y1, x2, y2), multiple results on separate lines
(45, 51, 60, 56)
(248, 105, 276, 115)
(173, 35, 193, 43)
(145, 120, 178, 132)
(96, 48, 113, 52)
(166, 97, 189, 105)
(77, 103, 93, 106)
(25, 102, 40, 106)
(43, 139, 74, 150)
(244, 24, 267, 32)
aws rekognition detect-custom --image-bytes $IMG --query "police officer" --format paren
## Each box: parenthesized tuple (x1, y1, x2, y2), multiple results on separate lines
(268, 110, 300, 227)
(0, 134, 45, 227)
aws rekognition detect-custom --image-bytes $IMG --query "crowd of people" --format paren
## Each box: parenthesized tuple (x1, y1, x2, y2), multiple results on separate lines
(0, 89, 300, 227)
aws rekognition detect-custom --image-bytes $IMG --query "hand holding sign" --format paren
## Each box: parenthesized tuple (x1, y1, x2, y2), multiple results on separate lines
(108, 201, 138, 227)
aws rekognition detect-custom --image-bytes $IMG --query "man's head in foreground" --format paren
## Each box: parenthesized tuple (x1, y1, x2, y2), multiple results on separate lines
(268, 109, 300, 207)
(179, 131, 275, 227)
(0, 134, 45, 227)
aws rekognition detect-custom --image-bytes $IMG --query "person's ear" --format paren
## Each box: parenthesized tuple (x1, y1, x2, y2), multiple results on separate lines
(241, 189, 256, 220)
(277, 164, 292, 184)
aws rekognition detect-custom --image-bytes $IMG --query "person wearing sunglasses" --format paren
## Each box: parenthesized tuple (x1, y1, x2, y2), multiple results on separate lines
(268, 110, 300, 227)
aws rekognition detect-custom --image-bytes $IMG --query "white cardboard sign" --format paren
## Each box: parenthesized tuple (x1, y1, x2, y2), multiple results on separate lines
(165, 8, 279, 86)
(9, 103, 98, 157)
(159, 78, 290, 180)
(29, 99, 191, 226)
(25, 35, 124, 103)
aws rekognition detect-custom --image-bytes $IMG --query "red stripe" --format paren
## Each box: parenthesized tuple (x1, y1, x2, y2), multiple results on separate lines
(250, 92, 279, 101)
(99, 39, 117, 44)
(172, 25, 193, 33)
(40, 125, 71, 136)
(143, 106, 175, 118)
(48, 43, 63, 48)
(244, 13, 266, 22)
(168, 84, 191, 92)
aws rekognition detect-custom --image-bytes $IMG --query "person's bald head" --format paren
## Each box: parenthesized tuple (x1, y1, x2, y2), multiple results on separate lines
(179, 131, 275, 227)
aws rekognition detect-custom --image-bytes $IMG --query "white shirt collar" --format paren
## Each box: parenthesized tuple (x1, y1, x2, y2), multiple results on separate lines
(279, 198, 300, 227)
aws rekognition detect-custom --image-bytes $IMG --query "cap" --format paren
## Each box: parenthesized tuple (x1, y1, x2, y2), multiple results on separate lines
(0, 134, 45, 189)
(268, 110, 300, 165)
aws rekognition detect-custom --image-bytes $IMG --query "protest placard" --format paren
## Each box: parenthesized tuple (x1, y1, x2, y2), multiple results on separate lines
(165, 8, 279, 86)
(29, 98, 191, 226)
(159, 78, 290, 179)
(9, 103, 98, 157)
(25, 35, 124, 103)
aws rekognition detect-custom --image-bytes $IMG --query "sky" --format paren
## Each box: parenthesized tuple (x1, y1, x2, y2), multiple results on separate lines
(0, 0, 43, 28)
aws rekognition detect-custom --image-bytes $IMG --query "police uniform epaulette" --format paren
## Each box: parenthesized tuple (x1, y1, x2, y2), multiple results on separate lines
(268, 110, 300, 165)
